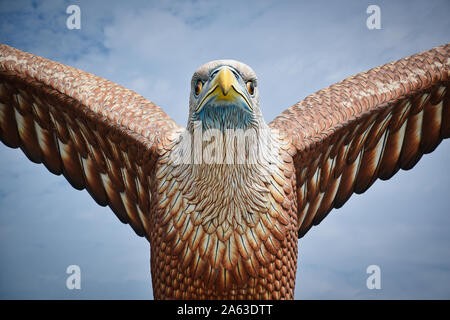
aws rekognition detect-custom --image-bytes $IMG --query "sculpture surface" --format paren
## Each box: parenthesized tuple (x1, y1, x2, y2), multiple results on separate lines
(0, 43, 448, 299)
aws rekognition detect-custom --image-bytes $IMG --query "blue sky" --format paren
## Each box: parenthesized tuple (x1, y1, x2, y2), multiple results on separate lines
(0, 0, 449, 299)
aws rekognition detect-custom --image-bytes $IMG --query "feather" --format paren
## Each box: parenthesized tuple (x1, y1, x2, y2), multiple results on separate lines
(235, 233, 251, 260)
(400, 109, 424, 169)
(378, 120, 407, 180)
(188, 224, 205, 251)
(334, 150, 362, 207)
(34, 120, 62, 174)
(80, 155, 108, 206)
(0, 101, 21, 147)
(57, 138, 85, 190)
(354, 129, 388, 193)
(268, 181, 285, 203)
(180, 217, 194, 241)
(15, 108, 42, 162)
(209, 238, 226, 269)
(421, 100, 443, 153)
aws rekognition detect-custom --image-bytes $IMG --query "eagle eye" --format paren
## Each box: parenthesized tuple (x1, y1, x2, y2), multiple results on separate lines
(246, 81, 255, 95)
(194, 80, 203, 96)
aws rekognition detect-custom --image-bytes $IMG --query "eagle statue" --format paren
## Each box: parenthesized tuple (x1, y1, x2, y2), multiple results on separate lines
(0, 43, 448, 299)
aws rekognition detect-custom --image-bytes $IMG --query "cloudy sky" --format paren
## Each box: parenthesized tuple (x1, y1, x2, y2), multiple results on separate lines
(0, 0, 449, 299)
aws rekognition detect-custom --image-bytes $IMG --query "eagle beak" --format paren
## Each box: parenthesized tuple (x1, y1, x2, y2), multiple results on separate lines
(217, 67, 233, 96)
(195, 66, 253, 113)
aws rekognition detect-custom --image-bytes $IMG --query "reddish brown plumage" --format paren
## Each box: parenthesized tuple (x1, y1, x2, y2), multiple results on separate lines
(0, 43, 449, 299)
(270, 44, 449, 238)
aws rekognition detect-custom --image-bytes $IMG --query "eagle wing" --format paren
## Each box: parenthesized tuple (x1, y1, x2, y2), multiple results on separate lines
(0, 44, 183, 239)
(269, 43, 450, 238)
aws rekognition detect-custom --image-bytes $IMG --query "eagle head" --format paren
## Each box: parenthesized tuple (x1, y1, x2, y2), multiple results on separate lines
(188, 60, 263, 131)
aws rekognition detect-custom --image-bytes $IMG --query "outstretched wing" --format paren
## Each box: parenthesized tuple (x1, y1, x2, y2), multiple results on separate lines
(0, 44, 182, 239)
(269, 44, 449, 238)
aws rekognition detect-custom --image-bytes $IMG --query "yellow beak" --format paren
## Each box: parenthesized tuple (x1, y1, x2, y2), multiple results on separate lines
(217, 67, 233, 96)
(195, 66, 253, 113)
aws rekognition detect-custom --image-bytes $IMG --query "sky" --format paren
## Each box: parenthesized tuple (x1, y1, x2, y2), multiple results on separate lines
(0, 0, 449, 299)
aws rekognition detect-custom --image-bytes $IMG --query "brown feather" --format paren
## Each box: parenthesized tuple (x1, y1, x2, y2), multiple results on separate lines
(269, 44, 450, 242)
(35, 122, 62, 174)
(0, 101, 21, 147)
